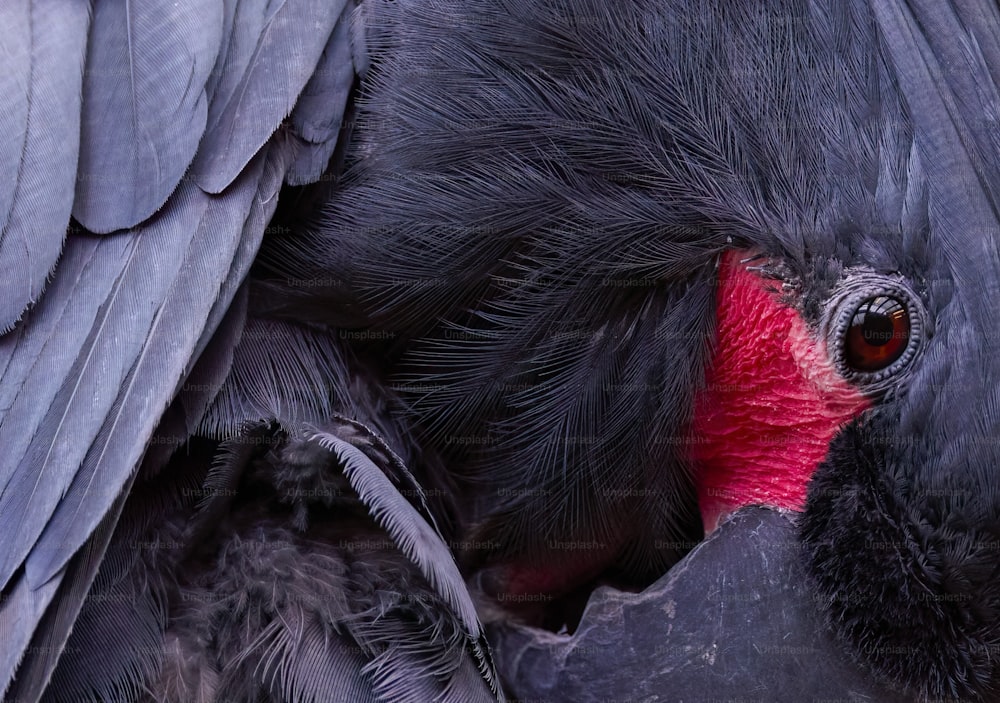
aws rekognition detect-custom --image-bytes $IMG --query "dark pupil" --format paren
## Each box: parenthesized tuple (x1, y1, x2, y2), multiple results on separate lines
(844, 296, 909, 372)
(860, 314, 894, 345)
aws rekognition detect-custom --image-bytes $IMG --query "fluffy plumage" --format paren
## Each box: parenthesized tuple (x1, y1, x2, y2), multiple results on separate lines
(264, 0, 916, 593)
(44, 416, 502, 703)
(8, 0, 1000, 700)
(265, 0, 1000, 698)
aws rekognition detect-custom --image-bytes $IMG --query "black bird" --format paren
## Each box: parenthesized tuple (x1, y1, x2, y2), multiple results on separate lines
(3, 1, 1000, 702)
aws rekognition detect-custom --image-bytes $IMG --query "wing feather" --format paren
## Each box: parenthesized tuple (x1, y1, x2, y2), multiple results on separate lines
(72, 0, 223, 232)
(285, 8, 357, 185)
(0, 574, 59, 700)
(0, 2, 89, 330)
(28, 140, 295, 587)
(0, 0, 382, 697)
(191, 0, 344, 193)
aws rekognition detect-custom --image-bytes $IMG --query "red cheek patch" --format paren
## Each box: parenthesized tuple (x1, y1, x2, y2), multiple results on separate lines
(691, 251, 870, 533)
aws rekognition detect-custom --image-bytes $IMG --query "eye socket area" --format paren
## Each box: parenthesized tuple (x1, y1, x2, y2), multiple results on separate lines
(822, 274, 926, 393)
(844, 296, 911, 372)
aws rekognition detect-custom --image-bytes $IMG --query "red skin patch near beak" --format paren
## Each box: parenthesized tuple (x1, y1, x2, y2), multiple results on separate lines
(691, 251, 870, 533)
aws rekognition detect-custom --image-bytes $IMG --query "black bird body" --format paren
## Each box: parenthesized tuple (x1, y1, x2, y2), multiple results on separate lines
(2, 0, 1000, 701)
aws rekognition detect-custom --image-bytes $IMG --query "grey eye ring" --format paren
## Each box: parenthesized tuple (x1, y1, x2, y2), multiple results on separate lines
(821, 273, 927, 394)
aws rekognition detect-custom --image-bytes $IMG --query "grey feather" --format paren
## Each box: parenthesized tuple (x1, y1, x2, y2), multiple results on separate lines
(141, 285, 249, 476)
(305, 427, 506, 701)
(0, 573, 60, 701)
(28, 140, 298, 588)
(244, 618, 378, 703)
(10, 485, 136, 703)
(0, 235, 125, 465)
(0, 144, 292, 700)
(0, 181, 231, 590)
(0, 234, 135, 580)
(72, 0, 223, 233)
(0, 1, 364, 699)
(37, 469, 204, 703)
(139, 130, 295, 474)
(189, 0, 344, 194)
(131, 430, 504, 702)
(197, 317, 354, 439)
(307, 427, 482, 638)
(157, 522, 483, 702)
(871, 2, 1000, 302)
(349, 1, 373, 78)
(0, 2, 88, 331)
(286, 8, 357, 186)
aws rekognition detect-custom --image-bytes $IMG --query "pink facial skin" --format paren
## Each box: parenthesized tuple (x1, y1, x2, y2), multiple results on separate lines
(692, 251, 871, 533)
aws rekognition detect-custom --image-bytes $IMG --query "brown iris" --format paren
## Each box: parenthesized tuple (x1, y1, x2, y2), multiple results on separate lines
(844, 296, 910, 372)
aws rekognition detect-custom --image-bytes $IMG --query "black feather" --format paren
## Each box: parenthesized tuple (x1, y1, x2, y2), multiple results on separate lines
(264, 0, 917, 590)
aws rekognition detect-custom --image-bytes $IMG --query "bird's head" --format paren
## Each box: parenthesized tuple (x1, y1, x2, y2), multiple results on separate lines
(699, 242, 1000, 700)
(273, 0, 1000, 697)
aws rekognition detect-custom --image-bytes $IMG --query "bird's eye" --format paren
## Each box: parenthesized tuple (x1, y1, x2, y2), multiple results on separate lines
(844, 296, 910, 372)
(823, 273, 927, 393)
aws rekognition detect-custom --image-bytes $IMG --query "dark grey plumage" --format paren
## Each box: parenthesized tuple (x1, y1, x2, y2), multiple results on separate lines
(7, 0, 1000, 701)
(42, 420, 500, 703)
(266, 0, 1000, 699)
(267, 0, 913, 592)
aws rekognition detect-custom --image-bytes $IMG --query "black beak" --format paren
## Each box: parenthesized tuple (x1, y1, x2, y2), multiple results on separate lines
(488, 506, 910, 702)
